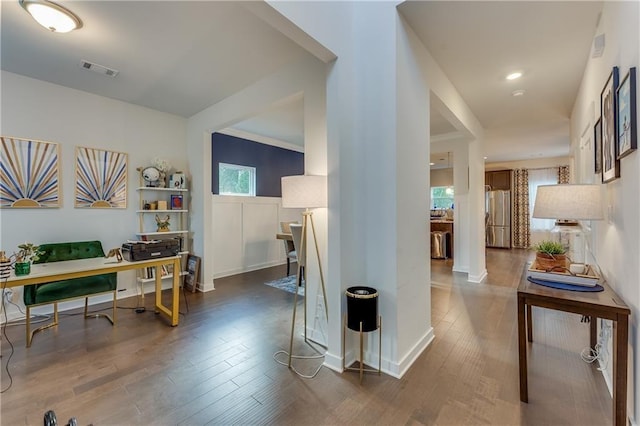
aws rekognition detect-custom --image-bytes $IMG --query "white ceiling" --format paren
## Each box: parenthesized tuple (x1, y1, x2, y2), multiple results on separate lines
(1, 1, 603, 163)
(400, 1, 603, 162)
(1, 1, 311, 117)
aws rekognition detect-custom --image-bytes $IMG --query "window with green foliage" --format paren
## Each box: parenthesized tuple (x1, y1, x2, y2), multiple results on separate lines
(430, 186, 454, 209)
(219, 163, 256, 196)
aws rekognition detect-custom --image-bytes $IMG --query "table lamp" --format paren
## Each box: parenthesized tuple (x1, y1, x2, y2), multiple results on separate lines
(281, 175, 328, 371)
(532, 184, 603, 265)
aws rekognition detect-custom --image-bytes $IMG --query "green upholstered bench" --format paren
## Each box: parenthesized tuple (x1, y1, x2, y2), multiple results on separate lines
(24, 240, 117, 347)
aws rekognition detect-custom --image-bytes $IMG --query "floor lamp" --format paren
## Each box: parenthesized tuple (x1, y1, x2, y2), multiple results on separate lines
(281, 175, 328, 371)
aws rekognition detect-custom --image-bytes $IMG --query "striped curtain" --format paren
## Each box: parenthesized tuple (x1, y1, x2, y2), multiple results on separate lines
(512, 169, 530, 248)
(558, 165, 570, 184)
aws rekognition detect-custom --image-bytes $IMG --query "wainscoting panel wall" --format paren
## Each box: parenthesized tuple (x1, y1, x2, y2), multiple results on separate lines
(243, 201, 280, 269)
(212, 195, 301, 278)
(212, 199, 244, 275)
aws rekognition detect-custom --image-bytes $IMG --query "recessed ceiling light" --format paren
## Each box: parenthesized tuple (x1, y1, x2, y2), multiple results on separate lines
(483, 156, 488, 160)
(512, 89, 526, 97)
(429, 162, 435, 166)
(20, 0, 82, 33)
(506, 72, 523, 81)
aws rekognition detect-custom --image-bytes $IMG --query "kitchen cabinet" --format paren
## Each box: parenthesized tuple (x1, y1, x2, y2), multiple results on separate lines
(485, 170, 511, 190)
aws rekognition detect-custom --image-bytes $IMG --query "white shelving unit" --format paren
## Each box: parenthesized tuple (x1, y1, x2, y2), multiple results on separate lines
(135, 185, 190, 287)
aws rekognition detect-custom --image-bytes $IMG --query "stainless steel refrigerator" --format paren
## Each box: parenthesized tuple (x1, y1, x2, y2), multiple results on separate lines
(486, 190, 511, 248)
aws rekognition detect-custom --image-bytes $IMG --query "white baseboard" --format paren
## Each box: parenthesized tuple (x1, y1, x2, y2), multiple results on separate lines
(339, 327, 435, 379)
(468, 269, 488, 283)
(213, 260, 286, 279)
(384, 327, 435, 378)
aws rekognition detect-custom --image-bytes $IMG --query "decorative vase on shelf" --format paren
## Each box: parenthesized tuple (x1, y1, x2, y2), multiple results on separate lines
(14, 261, 31, 276)
(155, 214, 171, 232)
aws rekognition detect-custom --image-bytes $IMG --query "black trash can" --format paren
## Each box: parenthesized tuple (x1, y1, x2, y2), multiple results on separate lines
(345, 286, 378, 332)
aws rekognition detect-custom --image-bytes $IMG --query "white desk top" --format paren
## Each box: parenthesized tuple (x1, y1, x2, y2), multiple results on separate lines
(5, 256, 180, 286)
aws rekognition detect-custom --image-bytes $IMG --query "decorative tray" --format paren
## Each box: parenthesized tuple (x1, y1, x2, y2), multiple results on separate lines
(526, 260, 601, 287)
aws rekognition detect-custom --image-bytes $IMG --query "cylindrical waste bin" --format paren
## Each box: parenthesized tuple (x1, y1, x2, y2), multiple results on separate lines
(345, 286, 378, 332)
(431, 231, 448, 259)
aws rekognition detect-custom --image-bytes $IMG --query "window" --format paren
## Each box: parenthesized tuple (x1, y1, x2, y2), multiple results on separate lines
(430, 186, 454, 209)
(218, 163, 256, 196)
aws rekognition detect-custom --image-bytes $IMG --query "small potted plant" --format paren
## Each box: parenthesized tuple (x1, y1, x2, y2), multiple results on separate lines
(14, 242, 43, 276)
(533, 240, 567, 271)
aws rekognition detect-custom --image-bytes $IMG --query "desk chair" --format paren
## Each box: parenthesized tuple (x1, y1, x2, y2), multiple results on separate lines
(290, 224, 305, 286)
(280, 221, 298, 276)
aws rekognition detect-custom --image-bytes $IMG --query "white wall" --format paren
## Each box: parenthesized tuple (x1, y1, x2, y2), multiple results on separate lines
(267, 1, 486, 375)
(0, 71, 187, 320)
(430, 168, 453, 187)
(211, 195, 301, 278)
(570, 2, 640, 421)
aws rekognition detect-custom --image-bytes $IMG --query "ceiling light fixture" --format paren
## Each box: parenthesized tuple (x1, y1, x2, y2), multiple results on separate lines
(512, 89, 526, 97)
(506, 71, 523, 81)
(20, 0, 82, 33)
(429, 162, 435, 166)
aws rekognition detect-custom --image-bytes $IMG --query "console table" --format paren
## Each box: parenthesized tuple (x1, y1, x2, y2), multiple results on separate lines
(517, 265, 630, 426)
(5, 256, 181, 326)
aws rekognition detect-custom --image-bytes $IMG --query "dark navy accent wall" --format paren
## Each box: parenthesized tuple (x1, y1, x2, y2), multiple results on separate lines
(211, 133, 304, 197)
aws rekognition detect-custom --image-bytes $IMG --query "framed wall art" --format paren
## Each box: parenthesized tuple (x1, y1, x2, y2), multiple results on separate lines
(75, 146, 128, 208)
(601, 66, 620, 183)
(616, 67, 636, 159)
(0, 136, 61, 208)
(184, 254, 201, 292)
(594, 118, 602, 174)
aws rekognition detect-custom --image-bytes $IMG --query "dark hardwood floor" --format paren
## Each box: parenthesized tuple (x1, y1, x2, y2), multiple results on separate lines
(1, 248, 612, 425)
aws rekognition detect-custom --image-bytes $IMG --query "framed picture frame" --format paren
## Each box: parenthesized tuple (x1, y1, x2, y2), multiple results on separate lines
(616, 67, 637, 159)
(594, 118, 602, 174)
(0, 136, 61, 208)
(75, 146, 128, 208)
(184, 254, 200, 292)
(601, 66, 620, 183)
(170, 194, 183, 210)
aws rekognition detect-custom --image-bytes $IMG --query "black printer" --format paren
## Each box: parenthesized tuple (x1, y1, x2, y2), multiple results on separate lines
(122, 239, 180, 262)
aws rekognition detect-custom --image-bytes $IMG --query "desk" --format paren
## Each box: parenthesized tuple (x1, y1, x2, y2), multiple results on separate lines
(5, 256, 181, 326)
(276, 232, 292, 241)
(517, 266, 630, 426)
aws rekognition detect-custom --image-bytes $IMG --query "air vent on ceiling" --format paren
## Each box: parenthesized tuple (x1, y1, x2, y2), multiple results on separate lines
(79, 60, 119, 77)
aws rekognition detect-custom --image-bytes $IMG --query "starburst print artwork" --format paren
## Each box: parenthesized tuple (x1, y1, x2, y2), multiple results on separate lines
(75, 147, 127, 208)
(0, 136, 60, 208)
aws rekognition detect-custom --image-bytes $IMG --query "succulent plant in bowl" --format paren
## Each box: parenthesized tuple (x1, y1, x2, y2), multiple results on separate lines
(532, 240, 567, 270)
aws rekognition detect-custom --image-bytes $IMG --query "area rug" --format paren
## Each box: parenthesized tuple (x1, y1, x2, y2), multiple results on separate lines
(264, 275, 305, 296)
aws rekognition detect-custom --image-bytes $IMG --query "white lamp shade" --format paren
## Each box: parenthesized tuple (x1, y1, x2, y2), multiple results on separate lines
(281, 175, 327, 208)
(532, 184, 603, 220)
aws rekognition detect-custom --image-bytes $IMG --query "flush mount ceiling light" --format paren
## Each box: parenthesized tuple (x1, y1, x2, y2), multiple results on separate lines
(19, 0, 82, 33)
(506, 71, 523, 81)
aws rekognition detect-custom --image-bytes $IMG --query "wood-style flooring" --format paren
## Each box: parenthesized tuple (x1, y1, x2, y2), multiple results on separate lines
(1, 248, 612, 425)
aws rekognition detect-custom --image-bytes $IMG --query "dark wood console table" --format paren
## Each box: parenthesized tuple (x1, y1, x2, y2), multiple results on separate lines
(517, 266, 630, 426)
